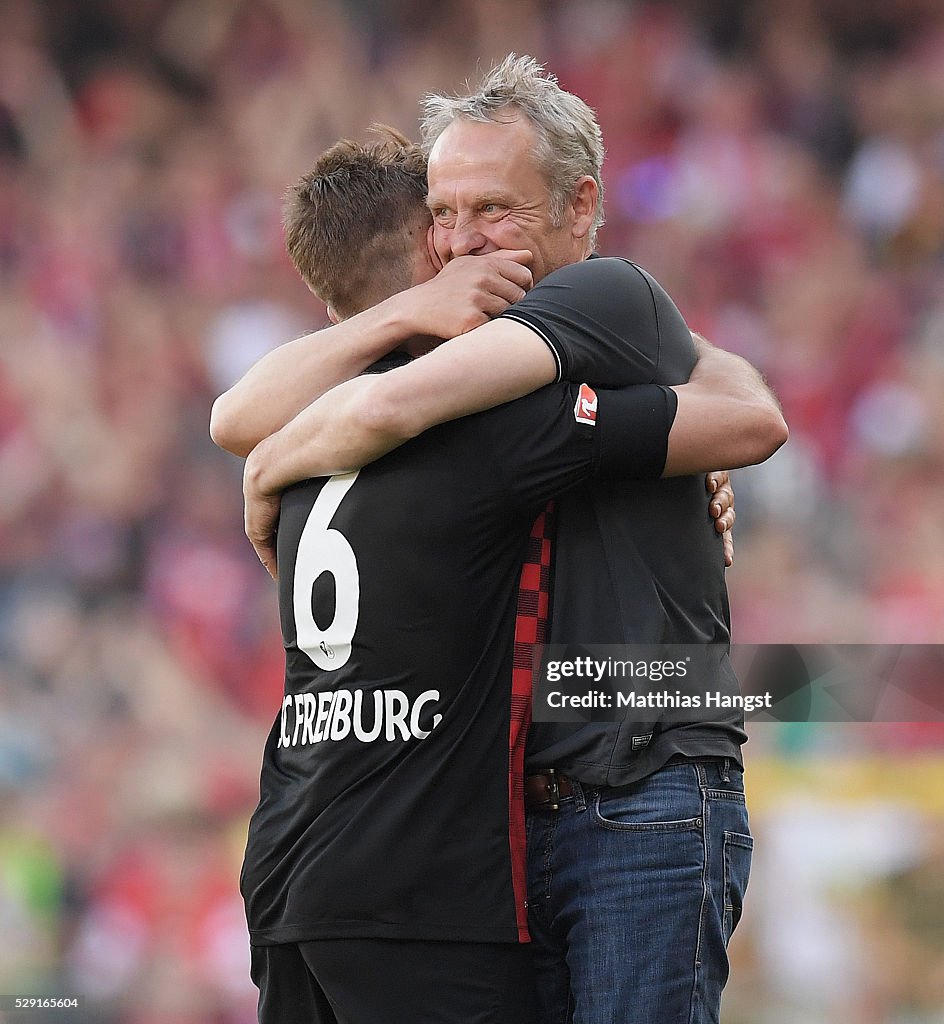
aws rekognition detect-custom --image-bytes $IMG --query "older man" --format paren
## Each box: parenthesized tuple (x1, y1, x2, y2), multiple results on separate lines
(214, 57, 785, 1024)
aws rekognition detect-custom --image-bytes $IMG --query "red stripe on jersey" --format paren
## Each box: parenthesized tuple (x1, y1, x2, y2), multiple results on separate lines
(509, 501, 556, 943)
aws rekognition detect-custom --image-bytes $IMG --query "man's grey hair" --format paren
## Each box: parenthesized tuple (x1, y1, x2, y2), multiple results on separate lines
(421, 53, 605, 246)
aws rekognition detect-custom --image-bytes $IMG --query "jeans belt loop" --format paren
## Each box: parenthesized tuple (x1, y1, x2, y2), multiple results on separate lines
(573, 778, 587, 813)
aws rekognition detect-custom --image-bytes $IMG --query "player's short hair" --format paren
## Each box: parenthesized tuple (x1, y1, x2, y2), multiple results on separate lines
(420, 53, 605, 246)
(283, 126, 429, 319)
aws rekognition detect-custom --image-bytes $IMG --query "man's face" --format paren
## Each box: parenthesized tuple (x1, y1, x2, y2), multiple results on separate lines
(426, 114, 594, 283)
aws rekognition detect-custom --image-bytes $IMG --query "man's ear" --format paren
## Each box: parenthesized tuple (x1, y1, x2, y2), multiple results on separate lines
(571, 175, 598, 241)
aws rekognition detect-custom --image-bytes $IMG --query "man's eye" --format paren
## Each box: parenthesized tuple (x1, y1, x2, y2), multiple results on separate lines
(482, 204, 499, 214)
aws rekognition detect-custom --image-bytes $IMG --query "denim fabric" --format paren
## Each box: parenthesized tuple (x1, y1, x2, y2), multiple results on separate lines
(526, 759, 752, 1024)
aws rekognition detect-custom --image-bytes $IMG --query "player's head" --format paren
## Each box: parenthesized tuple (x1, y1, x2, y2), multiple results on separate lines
(421, 53, 604, 281)
(283, 127, 434, 321)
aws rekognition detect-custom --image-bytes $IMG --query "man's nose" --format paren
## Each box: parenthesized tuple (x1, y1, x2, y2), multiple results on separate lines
(450, 219, 492, 258)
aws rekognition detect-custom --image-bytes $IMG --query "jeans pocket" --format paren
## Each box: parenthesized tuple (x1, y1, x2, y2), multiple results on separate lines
(590, 768, 703, 832)
(722, 830, 753, 942)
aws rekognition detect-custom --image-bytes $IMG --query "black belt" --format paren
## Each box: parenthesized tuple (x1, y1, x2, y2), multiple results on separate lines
(525, 769, 574, 811)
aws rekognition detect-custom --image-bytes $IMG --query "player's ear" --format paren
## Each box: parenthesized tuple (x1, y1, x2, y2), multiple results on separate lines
(570, 176, 598, 241)
(427, 224, 444, 271)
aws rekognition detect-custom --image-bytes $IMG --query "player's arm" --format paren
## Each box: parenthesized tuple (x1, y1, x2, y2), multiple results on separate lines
(238, 315, 561, 578)
(241, 317, 558, 496)
(245, 374, 673, 578)
(239, 257, 684, 488)
(242, 337, 780, 575)
(209, 251, 533, 457)
(242, 255, 784, 487)
(210, 303, 418, 458)
(242, 315, 785, 497)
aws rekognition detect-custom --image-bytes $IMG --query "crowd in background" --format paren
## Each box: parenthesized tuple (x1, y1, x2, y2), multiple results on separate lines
(1, 0, 943, 1020)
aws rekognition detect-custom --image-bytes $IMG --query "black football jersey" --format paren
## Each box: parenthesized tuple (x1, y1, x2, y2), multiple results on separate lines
(241, 376, 675, 945)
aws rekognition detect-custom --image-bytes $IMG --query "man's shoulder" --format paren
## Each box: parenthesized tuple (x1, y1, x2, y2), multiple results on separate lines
(514, 255, 673, 333)
(500, 254, 692, 385)
(534, 255, 655, 294)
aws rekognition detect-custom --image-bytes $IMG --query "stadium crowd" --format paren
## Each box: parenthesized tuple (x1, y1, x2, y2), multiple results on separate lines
(1, 0, 943, 1020)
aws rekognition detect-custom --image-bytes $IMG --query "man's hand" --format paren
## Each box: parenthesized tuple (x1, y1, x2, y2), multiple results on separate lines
(244, 449, 281, 580)
(408, 249, 533, 338)
(706, 471, 735, 568)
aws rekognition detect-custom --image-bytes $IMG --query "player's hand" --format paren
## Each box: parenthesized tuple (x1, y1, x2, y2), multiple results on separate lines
(706, 471, 735, 568)
(244, 458, 281, 580)
(407, 249, 533, 338)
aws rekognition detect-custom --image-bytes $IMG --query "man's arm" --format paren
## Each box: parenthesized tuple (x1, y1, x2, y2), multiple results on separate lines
(663, 334, 788, 476)
(209, 250, 534, 456)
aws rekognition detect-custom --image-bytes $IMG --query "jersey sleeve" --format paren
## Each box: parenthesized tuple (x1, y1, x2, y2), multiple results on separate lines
(497, 257, 697, 387)
(476, 380, 676, 513)
(593, 383, 678, 480)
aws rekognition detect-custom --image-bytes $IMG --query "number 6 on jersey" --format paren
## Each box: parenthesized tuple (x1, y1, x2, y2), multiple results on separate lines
(293, 471, 360, 671)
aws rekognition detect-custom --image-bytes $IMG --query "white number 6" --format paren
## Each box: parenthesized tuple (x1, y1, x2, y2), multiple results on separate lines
(293, 471, 360, 670)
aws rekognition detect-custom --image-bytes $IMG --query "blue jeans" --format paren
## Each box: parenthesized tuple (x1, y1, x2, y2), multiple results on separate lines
(526, 759, 752, 1024)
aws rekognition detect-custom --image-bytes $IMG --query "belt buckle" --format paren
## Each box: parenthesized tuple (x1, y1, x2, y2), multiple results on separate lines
(545, 768, 561, 812)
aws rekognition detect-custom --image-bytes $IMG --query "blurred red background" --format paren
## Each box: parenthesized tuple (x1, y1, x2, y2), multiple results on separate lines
(1, 1, 943, 1020)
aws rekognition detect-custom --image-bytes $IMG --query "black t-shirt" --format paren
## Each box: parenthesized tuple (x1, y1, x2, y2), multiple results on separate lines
(242, 372, 676, 946)
(500, 257, 747, 786)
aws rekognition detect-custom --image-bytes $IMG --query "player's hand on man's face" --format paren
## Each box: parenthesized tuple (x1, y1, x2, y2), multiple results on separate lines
(408, 249, 533, 338)
(706, 471, 736, 568)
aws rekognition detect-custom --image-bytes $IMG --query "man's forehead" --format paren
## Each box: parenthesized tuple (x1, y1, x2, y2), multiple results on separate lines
(426, 118, 543, 198)
(429, 116, 536, 165)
